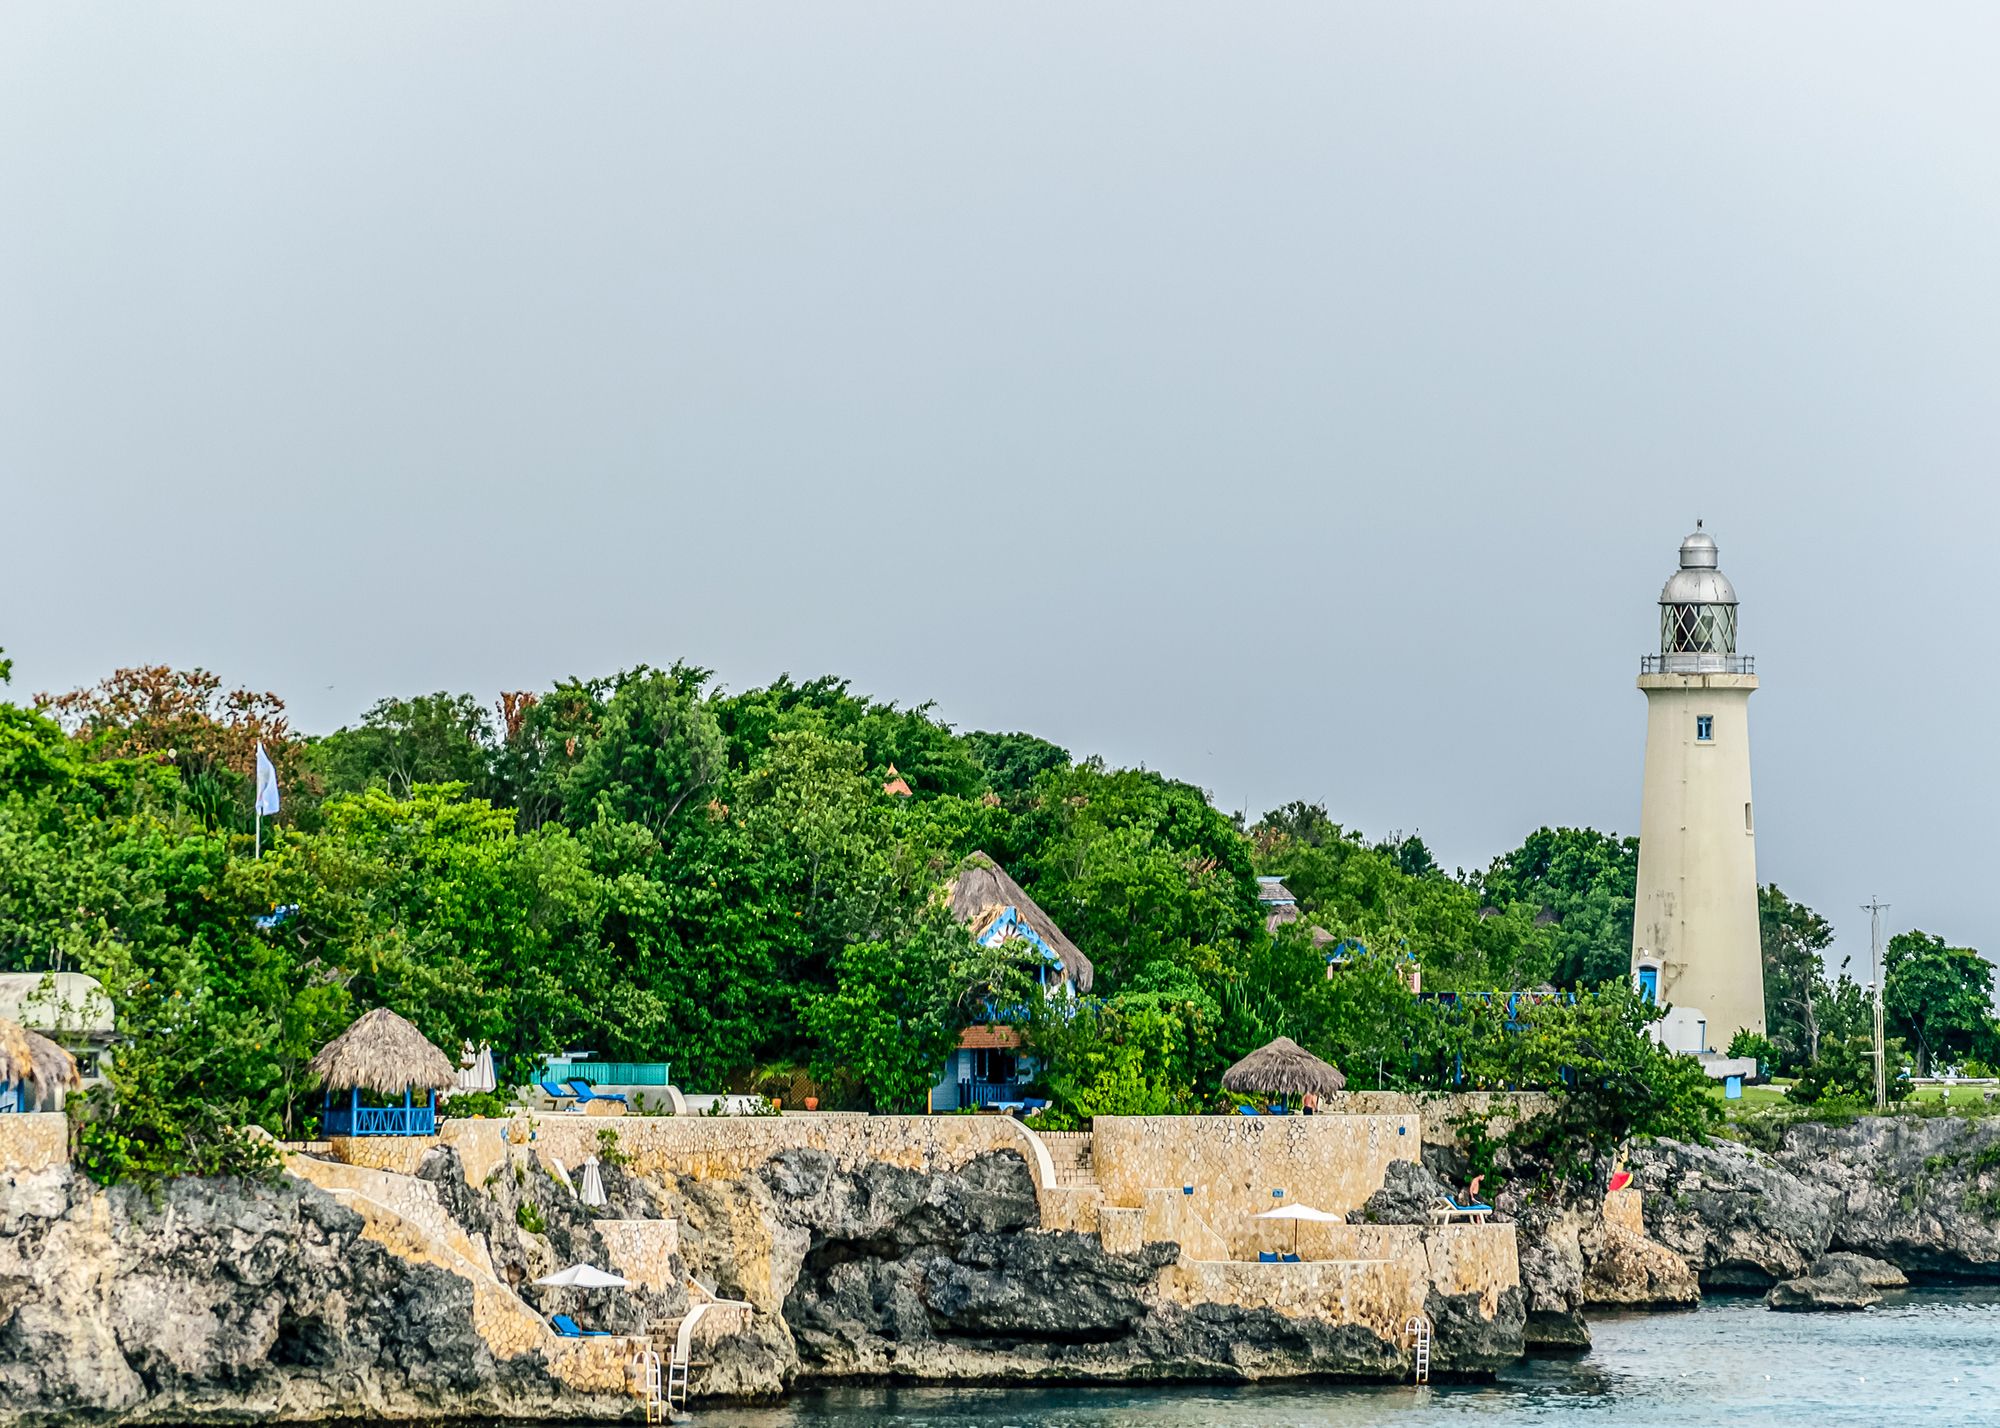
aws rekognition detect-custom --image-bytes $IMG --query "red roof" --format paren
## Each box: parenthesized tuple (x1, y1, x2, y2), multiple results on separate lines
(956, 1025, 1022, 1050)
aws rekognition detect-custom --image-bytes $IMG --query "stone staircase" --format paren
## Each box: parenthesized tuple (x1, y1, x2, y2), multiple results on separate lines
(1040, 1130, 1097, 1187)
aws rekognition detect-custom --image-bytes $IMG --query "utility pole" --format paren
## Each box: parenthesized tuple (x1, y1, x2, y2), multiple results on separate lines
(1863, 897, 1890, 1111)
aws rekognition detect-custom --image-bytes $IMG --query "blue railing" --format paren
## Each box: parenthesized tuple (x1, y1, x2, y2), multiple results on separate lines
(960, 1079, 1022, 1107)
(539, 1060, 672, 1087)
(322, 1103, 437, 1137)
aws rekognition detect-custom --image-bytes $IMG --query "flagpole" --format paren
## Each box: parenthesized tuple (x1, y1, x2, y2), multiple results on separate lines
(256, 806, 262, 860)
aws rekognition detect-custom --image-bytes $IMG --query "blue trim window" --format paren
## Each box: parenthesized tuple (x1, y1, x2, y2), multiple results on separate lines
(1637, 966, 1658, 1004)
(1695, 715, 1714, 742)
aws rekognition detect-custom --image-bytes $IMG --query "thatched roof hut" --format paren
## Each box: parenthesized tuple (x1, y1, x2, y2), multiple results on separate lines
(1221, 1036, 1347, 1099)
(0, 1015, 79, 1106)
(948, 852, 1094, 993)
(308, 1008, 456, 1098)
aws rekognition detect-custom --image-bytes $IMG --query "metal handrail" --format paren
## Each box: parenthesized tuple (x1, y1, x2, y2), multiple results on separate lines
(1640, 654, 1754, 675)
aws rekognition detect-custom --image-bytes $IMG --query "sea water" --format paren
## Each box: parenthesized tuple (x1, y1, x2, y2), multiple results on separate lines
(700, 1288, 2000, 1428)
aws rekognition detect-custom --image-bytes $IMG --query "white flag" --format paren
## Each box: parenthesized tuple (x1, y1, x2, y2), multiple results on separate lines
(255, 742, 281, 816)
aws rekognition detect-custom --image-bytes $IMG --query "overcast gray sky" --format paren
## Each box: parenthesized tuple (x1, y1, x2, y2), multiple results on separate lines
(5, 5, 1996, 978)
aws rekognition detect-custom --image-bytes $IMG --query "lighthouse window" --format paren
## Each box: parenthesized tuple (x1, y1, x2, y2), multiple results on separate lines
(1695, 716, 1714, 742)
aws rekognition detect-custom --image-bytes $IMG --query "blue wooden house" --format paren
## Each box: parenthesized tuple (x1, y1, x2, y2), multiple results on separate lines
(932, 854, 1094, 1110)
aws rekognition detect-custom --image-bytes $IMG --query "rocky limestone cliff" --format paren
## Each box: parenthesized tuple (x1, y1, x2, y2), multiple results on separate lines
(1625, 1114, 2000, 1291)
(0, 1163, 631, 1427)
(0, 1137, 1524, 1424)
(678, 1147, 1523, 1387)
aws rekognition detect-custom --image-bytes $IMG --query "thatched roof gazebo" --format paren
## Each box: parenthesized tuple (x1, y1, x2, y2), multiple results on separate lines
(948, 853, 1093, 993)
(0, 1015, 79, 1113)
(309, 1008, 456, 1138)
(1221, 1036, 1346, 1107)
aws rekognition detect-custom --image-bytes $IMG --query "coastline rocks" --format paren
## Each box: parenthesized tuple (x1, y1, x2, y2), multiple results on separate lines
(0, 1170, 627, 1427)
(1359, 1159, 1452, 1225)
(1579, 1219, 1700, 1309)
(1766, 1263, 1881, 1312)
(1627, 1138, 1833, 1290)
(1806, 1251, 1906, 1288)
(1510, 1204, 1592, 1349)
(1774, 1117, 2000, 1278)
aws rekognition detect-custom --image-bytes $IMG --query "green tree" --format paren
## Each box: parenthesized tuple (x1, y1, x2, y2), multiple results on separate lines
(1884, 929, 1998, 1075)
(1013, 761, 1260, 989)
(563, 666, 727, 830)
(313, 693, 497, 799)
(802, 897, 1032, 1112)
(1480, 826, 1639, 987)
(1758, 884, 1835, 1071)
(962, 730, 1070, 800)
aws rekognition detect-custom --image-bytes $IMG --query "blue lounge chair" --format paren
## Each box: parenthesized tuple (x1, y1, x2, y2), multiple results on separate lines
(567, 1078, 628, 1105)
(1266, 1103, 1290, 1116)
(1237, 1105, 1260, 1116)
(1430, 1195, 1494, 1224)
(550, 1314, 608, 1338)
(1258, 1251, 1279, 1263)
(1281, 1253, 1302, 1263)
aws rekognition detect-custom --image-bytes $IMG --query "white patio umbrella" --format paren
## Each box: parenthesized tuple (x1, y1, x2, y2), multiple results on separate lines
(1254, 1201, 1343, 1254)
(533, 1263, 629, 1289)
(578, 1155, 608, 1208)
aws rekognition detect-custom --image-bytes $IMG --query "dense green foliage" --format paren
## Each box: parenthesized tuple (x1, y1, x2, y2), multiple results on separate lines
(6, 650, 1969, 1182)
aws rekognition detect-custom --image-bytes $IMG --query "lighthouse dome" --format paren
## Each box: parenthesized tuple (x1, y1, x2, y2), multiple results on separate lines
(1659, 523, 1737, 606)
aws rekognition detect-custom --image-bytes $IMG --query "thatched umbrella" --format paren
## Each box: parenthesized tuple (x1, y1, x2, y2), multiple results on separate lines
(0, 1015, 79, 1111)
(309, 1008, 456, 1135)
(1221, 1037, 1346, 1105)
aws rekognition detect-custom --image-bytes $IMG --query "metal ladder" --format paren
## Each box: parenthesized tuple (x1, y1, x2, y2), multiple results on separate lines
(634, 1347, 665, 1423)
(1406, 1315, 1432, 1384)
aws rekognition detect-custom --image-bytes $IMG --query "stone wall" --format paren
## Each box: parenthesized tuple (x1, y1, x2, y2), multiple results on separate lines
(1162, 1254, 1429, 1344)
(1093, 1114, 1419, 1217)
(449, 1113, 1056, 1198)
(328, 1134, 438, 1175)
(595, 1219, 679, 1293)
(0, 1112, 67, 1174)
(1336, 1092, 1551, 1146)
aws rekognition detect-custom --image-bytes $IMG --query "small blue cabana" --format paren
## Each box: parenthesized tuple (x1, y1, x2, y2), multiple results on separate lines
(0, 1016, 79, 1114)
(309, 1008, 456, 1137)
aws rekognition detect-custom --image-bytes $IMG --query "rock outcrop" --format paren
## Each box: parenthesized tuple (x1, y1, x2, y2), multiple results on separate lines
(0, 1165, 631, 1426)
(1627, 1137, 1834, 1290)
(1579, 1218, 1700, 1309)
(688, 1147, 1524, 1385)
(1807, 1251, 1906, 1288)
(1774, 1117, 2000, 1278)
(1766, 1263, 1881, 1312)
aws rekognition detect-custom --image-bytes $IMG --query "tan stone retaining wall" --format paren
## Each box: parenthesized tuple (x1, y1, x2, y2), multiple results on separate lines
(1335, 1091, 1551, 1145)
(596, 1218, 680, 1293)
(328, 1135, 437, 1175)
(0, 1112, 67, 1174)
(1093, 1114, 1419, 1218)
(1163, 1254, 1429, 1341)
(448, 1113, 1056, 1197)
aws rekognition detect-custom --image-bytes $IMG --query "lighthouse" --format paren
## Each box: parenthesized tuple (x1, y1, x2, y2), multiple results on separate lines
(1631, 523, 1767, 1056)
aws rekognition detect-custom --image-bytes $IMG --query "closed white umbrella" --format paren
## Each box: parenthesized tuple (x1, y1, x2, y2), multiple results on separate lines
(533, 1263, 629, 1288)
(456, 1043, 496, 1094)
(579, 1155, 607, 1208)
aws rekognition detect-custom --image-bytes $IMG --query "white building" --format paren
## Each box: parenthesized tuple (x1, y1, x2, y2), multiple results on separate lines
(1631, 524, 1768, 1058)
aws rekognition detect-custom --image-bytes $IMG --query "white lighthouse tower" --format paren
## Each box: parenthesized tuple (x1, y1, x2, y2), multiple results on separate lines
(1631, 523, 1767, 1056)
